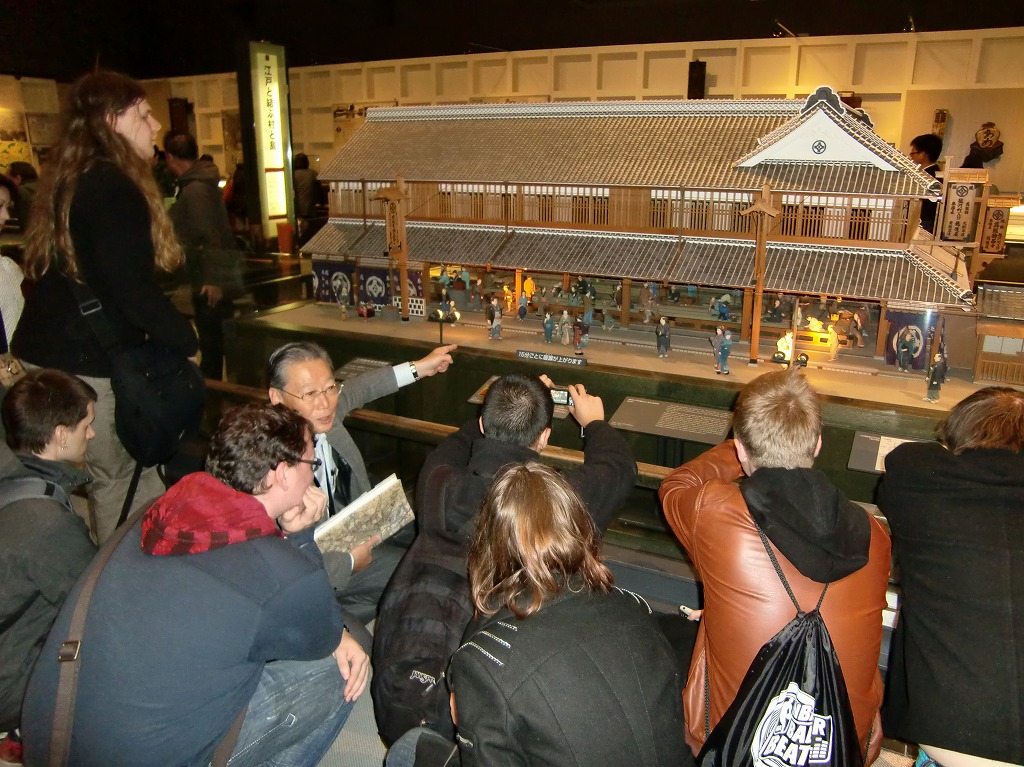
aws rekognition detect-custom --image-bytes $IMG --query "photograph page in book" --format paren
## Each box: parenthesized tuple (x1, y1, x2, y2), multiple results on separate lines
(314, 473, 414, 553)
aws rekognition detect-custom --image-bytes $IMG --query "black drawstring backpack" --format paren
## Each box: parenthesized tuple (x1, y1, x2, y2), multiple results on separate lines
(698, 524, 864, 767)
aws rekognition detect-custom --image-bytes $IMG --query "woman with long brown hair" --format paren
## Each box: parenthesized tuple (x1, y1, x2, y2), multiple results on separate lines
(11, 71, 197, 543)
(386, 462, 690, 767)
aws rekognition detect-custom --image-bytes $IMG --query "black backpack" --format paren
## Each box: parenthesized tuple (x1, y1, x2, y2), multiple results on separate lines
(698, 524, 864, 767)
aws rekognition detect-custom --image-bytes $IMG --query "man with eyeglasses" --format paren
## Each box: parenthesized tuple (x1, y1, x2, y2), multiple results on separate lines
(267, 341, 457, 624)
(907, 133, 942, 234)
(24, 402, 369, 765)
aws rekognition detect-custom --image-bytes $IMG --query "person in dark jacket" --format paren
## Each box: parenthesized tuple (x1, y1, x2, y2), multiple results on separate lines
(23, 402, 369, 766)
(879, 387, 1024, 766)
(0, 370, 97, 754)
(372, 373, 637, 746)
(165, 130, 239, 380)
(386, 463, 690, 767)
(11, 71, 198, 543)
(908, 133, 942, 234)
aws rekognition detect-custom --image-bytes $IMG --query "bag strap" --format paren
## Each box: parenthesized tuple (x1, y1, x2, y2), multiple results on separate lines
(48, 506, 144, 766)
(0, 476, 73, 515)
(66, 279, 122, 356)
(755, 522, 829, 615)
(47, 506, 251, 766)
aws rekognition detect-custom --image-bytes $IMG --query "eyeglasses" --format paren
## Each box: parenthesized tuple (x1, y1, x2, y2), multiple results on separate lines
(294, 457, 322, 471)
(279, 383, 341, 402)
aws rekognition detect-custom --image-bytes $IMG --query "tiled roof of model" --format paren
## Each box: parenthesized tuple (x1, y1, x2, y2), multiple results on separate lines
(303, 218, 972, 308)
(322, 95, 935, 196)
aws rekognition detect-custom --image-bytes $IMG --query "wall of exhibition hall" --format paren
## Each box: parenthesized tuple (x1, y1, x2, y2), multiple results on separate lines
(1, 26, 1022, 196)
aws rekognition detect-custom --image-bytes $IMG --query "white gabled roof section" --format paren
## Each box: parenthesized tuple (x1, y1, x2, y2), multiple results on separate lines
(736, 108, 898, 170)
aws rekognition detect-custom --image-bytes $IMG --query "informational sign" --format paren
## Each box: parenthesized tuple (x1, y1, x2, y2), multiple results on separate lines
(941, 182, 981, 242)
(609, 397, 732, 445)
(248, 41, 294, 238)
(847, 432, 921, 474)
(980, 195, 1020, 254)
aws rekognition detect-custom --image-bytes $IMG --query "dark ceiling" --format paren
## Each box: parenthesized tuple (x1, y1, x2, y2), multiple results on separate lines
(5, 0, 1024, 83)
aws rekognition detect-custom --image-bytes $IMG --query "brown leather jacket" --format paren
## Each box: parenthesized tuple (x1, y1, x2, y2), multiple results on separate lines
(659, 441, 890, 761)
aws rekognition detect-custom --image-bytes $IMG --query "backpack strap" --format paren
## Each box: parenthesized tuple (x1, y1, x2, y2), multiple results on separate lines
(755, 522, 829, 615)
(0, 476, 72, 515)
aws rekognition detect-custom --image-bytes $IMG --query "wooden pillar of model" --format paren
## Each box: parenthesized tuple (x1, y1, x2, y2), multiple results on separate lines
(740, 184, 780, 365)
(876, 301, 889, 358)
(377, 176, 410, 321)
(515, 269, 523, 301)
(620, 278, 632, 328)
(740, 288, 753, 342)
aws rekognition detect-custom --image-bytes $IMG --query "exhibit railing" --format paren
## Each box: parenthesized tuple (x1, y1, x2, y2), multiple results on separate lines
(331, 180, 915, 246)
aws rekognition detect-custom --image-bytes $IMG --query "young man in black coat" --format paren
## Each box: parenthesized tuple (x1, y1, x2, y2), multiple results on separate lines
(371, 373, 637, 745)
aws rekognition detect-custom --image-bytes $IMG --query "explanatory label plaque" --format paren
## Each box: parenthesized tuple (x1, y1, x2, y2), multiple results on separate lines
(848, 431, 922, 474)
(610, 397, 731, 445)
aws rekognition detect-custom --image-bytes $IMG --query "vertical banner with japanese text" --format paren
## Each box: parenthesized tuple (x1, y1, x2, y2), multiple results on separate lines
(248, 41, 294, 239)
(941, 182, 981, 242)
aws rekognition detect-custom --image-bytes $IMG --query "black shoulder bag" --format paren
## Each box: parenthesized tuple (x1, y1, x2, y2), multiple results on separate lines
(69, 280, 205, 520)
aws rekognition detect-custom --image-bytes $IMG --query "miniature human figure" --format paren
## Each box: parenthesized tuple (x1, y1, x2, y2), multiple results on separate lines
(655, 316, 670, 358)
(487, 297, 502, 340)
(551, 283, 563, 300)
(460, 267, 470, 288)
(896, 328, 917, 372)
(827, 324, 840, 361)
(764, 298, 783, 323)
(776, 330, 794, 366)
(568, 285, 580, 307)
(793, 300, 804, 329)
(908, 133, 942, 233)
(522, 274, 535, 305)
(582, 290, 594, 325)
(444, 300, 459, 322)
(718, 329, 733, 375)
(710, 326, 724, 372)
(559, 310, 572, 345)
(573, 314, 589, 356)
(666, 285, 682, 304)
(543, 311, 555, 343)
(517, 292, 528, 321)
(924, 353, 943, 402)
(602, 296, 616, 331)
(439, 286, 450, 309)
(470, 279, 483, 311)
(613, 282, 623, 309)
(536, 286, 548, 317)
(502, 285, 514, 313)
(438, 266, 451, 290)
(640, 282, 654, 323)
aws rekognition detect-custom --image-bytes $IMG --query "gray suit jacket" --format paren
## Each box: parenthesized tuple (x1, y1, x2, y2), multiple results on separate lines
(319, 363, 401, 592)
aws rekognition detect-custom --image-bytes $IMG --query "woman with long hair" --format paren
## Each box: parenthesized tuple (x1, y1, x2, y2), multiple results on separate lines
(11, 70, 197, 543)
(386, 462, 690, 767)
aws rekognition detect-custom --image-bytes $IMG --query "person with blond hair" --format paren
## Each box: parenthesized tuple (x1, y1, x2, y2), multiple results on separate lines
(880, 387, 1024, 767)
(386, 463, 688, 767)
(659, 369, 890, 762)
(11, 70, 197, 543)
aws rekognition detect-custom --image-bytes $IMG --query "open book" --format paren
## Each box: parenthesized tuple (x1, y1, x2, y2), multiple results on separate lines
(314, 474, 414, 554)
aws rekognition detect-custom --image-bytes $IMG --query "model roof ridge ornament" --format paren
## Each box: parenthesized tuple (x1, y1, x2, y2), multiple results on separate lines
(363, 99, 806, 123)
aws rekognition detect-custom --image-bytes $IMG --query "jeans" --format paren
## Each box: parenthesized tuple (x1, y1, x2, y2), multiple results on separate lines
(227, 655, 354, 767)
(385, 726, 457, 767)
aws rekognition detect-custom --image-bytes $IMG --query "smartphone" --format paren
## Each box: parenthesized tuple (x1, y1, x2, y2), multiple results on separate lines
(550, 387, 573, 407)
